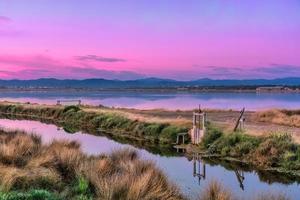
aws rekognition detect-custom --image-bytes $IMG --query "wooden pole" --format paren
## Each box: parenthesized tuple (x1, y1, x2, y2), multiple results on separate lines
(234, 108, 245, 132)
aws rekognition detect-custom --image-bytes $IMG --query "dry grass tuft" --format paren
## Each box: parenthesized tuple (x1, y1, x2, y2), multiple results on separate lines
(0, 129, 184, 199)
(256, 109, 300, 127)
(199, 180, 233, 200)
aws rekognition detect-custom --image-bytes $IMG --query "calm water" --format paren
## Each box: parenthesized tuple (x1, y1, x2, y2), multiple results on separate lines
(1, 90, 300, 110)
(0, 119, 299, 200)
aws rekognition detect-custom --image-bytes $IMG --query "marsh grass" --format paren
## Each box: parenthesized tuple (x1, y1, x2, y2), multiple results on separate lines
(0, 129, 183, 200)
(0, 104, 188, 144)
(256, 109, 300, 128)
(199, 180, 233, 200)
(201, 126, 300, 171)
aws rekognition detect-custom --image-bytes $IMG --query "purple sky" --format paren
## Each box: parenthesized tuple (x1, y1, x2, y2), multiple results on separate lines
(0, 0, 300, 80)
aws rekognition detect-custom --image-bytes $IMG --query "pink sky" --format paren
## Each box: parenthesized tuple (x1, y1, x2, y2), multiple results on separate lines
(0, 0, 300, 80)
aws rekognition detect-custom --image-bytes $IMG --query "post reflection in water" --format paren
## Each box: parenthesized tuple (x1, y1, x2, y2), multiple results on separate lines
(192, 154, 245, 191)
(192, 153, 206, 185)
(235, 170, 245, 190)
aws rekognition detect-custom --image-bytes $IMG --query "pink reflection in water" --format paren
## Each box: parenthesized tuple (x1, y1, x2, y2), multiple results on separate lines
(0, 119, 130, 155)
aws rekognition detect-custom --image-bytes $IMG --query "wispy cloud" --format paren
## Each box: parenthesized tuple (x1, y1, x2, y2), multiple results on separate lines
(190, 64, 300, 79)
(256, 64, 300, 75)
(0, 16, 11, 23)
(70, 67, 145, 80)
(75, 55, 126, 63)
(0, 55, 143, 80)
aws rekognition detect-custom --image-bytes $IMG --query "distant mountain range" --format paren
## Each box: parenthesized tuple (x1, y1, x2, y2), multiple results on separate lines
(0, 77, 300, 89)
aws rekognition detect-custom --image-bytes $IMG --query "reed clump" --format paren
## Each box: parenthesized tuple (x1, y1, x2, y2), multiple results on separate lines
(256, 109, 300, 128)
(199, 180, 233, 200)
(0, 129, 183, 200)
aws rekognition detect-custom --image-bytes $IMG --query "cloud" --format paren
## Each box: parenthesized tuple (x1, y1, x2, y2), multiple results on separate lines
(0, 69, 58, 79)
(256, 64, 300, 75)
(190, 64, 300, 79)
(69, 67, 145, 80)
(0, 16, 11, 23)
(0, 67, 145, 80)
(192, 66, 245, 79)
(0, 16, 26, 37)
(0, 55, 144, 80)
(75, 55, 126, 63)
(0, 54, 299, 80)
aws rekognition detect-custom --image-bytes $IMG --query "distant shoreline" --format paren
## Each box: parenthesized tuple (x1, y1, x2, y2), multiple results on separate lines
(0, 87, 300, 93)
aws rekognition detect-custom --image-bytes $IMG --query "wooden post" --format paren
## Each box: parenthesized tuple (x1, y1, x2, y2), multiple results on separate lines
(234, 108, 245, 132)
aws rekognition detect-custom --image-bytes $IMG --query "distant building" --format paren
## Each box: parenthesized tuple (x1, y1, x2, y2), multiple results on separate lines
(256, 86, 287, 93)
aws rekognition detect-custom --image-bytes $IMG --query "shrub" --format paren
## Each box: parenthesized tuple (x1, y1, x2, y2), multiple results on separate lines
(201, 127, 223, 148)
(144, 124, 166, 136)
(160, 126, 187, 142)
(63, 106, 81, 113)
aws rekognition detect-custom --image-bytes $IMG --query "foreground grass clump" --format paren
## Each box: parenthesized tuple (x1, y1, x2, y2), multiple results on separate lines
(0, 130, 183, 200)
(199, 180, 232, 200)
(0, 104, 188, 144)
(201, 125, 300, 171)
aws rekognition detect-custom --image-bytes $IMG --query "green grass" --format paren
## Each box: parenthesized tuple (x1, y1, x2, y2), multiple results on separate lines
(200, 126, 300, 172)
(0, 104, 188, 144)
(72, 177, 93, 200)
(0, 190, 61, 200)
(63, 105, 81, 113)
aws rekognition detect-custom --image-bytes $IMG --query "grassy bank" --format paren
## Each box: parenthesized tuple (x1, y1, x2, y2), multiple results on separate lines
(200, 123, 300, 175)
(0, 129, 183, 200)
(0, 103, 188, 145)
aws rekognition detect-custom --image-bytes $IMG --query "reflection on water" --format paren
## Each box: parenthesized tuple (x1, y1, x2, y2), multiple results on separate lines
(1, 91, 300, 110)
(235, 170, 245, 191)
(192, 154, 245, 191)
(192, 154, 206, 185)
(0, 118, 299, 199)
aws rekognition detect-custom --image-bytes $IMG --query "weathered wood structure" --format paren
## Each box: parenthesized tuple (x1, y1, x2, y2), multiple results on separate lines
(190, 108, 206, 144)
(176, 132, 188, 145)
(57, 99, 82, 106)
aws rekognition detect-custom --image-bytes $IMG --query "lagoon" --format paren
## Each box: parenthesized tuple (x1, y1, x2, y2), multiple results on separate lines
(0, 118, 299, 200)
(0, 90, 300, 111)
